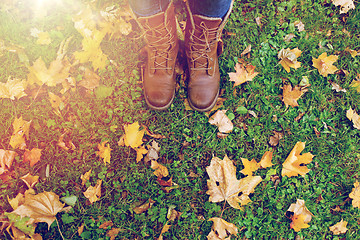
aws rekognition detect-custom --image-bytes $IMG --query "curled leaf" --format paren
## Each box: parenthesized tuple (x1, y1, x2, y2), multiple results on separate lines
(329, 219, 348, 235)
(278, 48, 302, 72)
(209, 110, 234, 133)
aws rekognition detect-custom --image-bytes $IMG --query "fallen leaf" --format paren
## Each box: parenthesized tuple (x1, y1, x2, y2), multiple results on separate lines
(241, 45, 251, 56)
(78, 223, 84, 236)
(330, 82, 346, 92)
(282, 84, 308, 108)
(240, 158, 259, 176)
(12, 191, 65, 229)
(346, 107, 360, 130)
(312, 53, 338, 77)
(209, 110, 234, 133)
(123, 122, 145, 148)
(135, 146, 148, 162)
(78, 67, 100, 91)
(329, 219, 348, 235)
(0, 77, 27, 100)
(349, 181, 360, 208)
(9, 116, 31, 150)
(36, 32, 51, 45)
(96, 141, 112, 165)
(259, 151, 274, 168)
(80, 169, 92, 186)
(133, 199, 155, 214)
(23, 148, 42, 167)
(106, 228, 121, 240)
(20, 173, 39, 189)
(281, 142, 314, 177)
(7, 193, 25, 210)
(350, 80, 360, 93)
(207, 97, 226, 114)
(278, 48, 302, 73)
(48, 92, 65, 113)
(269, 131, 283, 146)
(332, 0, 355, 14)
(344, 47, 358, 58)
(294, 20, 305, 32)
(83, 179, 102, 204)
(206, 155, 262, 209)
(287, 199, 313, 232)
(228, 60, 259, 86)
(158, 223, 171, 240)
(207, 217, 238, 240)
(99, 221, 113, 229)
(284, 33, 296, 43)
(0, 149, 17, 174)
(57, 132, 76, 151)
(151, 160, 169, 178)
(144, 140, 160, 163)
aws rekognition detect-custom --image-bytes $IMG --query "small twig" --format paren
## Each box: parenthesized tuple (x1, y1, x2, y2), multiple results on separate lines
(55, 217, 66, 240)
(220, 201, 227, 218)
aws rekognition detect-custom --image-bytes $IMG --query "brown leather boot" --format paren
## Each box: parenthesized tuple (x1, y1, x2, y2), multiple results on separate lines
(137, 3, 179, 110)
(184, 1, 233, 112)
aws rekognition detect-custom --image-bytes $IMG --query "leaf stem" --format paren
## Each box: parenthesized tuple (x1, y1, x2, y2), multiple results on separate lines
(56, 217, 66, 240)
(220, 201, 226, 218)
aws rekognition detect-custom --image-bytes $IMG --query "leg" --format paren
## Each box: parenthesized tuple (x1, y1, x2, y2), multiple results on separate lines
(184, 0, 234, 111)
(129, 0, 171, 17)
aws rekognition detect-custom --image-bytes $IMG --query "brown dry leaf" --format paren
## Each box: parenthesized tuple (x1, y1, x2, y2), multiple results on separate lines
(133, 199, 155, 214)
(287, 199, 313, 232)
(350, 79, 360, 93)
(332, 0, 355, 14)
(269, 131, 283, 146)
(9, 116, 31, 150)
(284, 33, 296, 43)
(312, 53, 338, 77)
(0, 149, 17, 174)
(259, 151, 274, 168)
(158, 224, 171, 240)
(144, 140, 160, 163)
(81, 169, 92, 186)
(329, 219, 348, 235)
(344, 47, 358, 58)
(349, 181, 360, 208)
(123, 122, 145, 148)
(78, 68, 100, 91)
(330, 82, 346, 92)
(281, 142, 314, 177)
(99, 221, 113, 229)
(143, 125, 166, 139)
(48, 92, 65, 113)
(83, 179, 102, 204)
(78, 223, 85, 236)
(278, 48, 302, 73)
(282, 84, 308, 108)
(294, 20, 305, 32)
(20, 173, 39, 189)
(240, 158, 259, 176)
(0, 77, 27, 100)
(151, 160, 169, 178)
(207, 217, 238, 240)
(206, 155, 262, 209)
(96, 141, 112, 165)
(209, 110, 234, 133)
(7, 193, 25, 210)
(346, 107, 360, 130)
(106, 228, 121, 240)
(23, 148, 42, 167)
(228, 60, 259, 86)
(57, 132, 76, 151)
(135, 146, 148, 163)
(12, 191, 65, 229)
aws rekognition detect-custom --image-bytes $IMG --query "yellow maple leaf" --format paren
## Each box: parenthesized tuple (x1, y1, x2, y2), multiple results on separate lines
(27, 57, 70, 87)
(135, 146, 148, 162)
(207, 217, 238, 239)
(281, 142, 314, 177)
(7, 193, 25, 210)
(12, 191, 65, 229)
(72, 5, 97, 38)
(36, 32, 51, 45)
(9, 116, 31, 150)
(83, 179, 102, 204)
(206, 155, 262, 209)
(74, 30, 108, 71)
(151, 160, 169, 178)
(123, 122, 145, 149)
(23, 148, 42, 167)
(240, 158, 260, 176)
(287, 199, 313, 232)
(228, 60, 259, 86)
(350, 79, 360, 93)
(278, 48, 302, 73)
(259, 151, 274, 168)
(0, 77, 27, 100)
(312, 53, 338, 77)
(96, 141, 112, 165)
(80, 169, 92, 186)
(329, 219, 348, 235)
(349, 181, 360, 208)
(344, 47, 358, 58)
(282, 84, 308, 108)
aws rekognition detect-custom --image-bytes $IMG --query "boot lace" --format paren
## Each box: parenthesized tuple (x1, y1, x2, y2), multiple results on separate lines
(144, 22, 176, 70)
(188, 22, 218, 71)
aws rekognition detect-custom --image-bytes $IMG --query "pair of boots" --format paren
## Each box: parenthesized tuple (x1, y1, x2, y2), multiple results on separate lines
(137, 2, 232, 112)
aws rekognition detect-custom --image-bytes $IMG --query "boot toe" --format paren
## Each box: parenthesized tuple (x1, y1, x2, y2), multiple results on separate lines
(145, 89, 174, 110)
(188, 86, 219, 112)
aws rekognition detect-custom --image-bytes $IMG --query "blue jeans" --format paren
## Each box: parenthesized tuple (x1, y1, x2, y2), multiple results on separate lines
(129, 0, 232, 18)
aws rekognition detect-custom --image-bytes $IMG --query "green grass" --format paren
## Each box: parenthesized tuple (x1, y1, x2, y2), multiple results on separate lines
(1, 0, 360, 239)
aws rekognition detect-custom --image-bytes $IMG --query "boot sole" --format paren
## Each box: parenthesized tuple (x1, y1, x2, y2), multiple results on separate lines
(144, 91, 175, 111)
(188, 89, 219, 112)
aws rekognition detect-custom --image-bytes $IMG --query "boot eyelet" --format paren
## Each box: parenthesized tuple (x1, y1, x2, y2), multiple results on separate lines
(210, 57, 213, 61)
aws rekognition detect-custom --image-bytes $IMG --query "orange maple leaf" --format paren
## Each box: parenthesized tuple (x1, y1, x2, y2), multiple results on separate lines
(281, 142, 314, 177)
(96, 141, 112, 165)
(23, 148, 42, 167)
(83, 179, 102, 204)
(228, 60, 259, 86)
(282, 84, 308, 108)
(312, 53, 338, 77)
(287, 199, 313, 232)
(240, 158, 259, 176)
